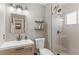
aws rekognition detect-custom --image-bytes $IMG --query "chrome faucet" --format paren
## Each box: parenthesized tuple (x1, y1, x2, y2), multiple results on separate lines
(17, 34, 22, 41)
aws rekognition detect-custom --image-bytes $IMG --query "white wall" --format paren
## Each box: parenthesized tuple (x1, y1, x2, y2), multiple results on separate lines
(5, 3, 46, 41)
(0, 4, 6, 45)
(63, 4, 79, 54)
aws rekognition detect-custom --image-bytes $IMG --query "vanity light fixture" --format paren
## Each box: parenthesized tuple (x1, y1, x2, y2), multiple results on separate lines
(9, 3, 15, 11)
(9, 3, 28, 12)
(16, 5, 23, 12)
(24, 7, 28, 12)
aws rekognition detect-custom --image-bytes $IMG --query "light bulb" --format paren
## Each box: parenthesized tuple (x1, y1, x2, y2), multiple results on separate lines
(24, 7, 28, 13)
(24, 10, 28, 13)
(23, 10, 29, 15)
(9, 6, 14, 11)
(17, 8, 22, 12)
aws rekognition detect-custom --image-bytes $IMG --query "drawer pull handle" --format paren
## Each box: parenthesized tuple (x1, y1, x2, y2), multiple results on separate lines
(16, 47, 24, 51)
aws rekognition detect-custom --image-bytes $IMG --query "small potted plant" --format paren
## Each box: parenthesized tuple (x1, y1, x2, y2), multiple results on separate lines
(25, 36, 28, 40)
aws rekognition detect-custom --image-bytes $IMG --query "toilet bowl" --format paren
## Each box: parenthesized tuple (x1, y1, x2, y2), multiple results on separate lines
(35, 38, 54, 55)
(39, 48, 54, 55)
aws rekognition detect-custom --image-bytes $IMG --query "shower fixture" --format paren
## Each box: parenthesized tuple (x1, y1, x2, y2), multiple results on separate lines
(52, 4, 63, 17)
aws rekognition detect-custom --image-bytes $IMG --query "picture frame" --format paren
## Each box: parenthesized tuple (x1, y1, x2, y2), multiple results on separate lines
(11, 14, 25, 33)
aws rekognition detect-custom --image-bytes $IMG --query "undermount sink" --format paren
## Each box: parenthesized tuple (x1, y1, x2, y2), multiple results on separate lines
(0, 39, 34, 51)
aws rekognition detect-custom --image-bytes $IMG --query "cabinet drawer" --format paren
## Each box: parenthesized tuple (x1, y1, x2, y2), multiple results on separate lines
(0, 45, 34, 55)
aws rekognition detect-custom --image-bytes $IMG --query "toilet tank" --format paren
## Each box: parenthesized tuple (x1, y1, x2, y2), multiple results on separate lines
(35, 38, 45, 49)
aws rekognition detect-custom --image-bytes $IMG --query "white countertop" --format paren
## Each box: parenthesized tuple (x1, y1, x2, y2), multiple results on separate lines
(0, 39, 34, 51)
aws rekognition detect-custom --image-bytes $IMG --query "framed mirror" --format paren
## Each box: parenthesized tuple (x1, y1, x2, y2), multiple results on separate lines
(10, 14, 25, 33)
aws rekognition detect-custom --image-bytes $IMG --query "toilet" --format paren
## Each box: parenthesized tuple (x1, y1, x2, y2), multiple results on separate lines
(35, 38, 54, 55)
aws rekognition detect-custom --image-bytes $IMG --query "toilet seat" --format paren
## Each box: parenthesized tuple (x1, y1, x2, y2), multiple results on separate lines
(39, 48, 54, 55)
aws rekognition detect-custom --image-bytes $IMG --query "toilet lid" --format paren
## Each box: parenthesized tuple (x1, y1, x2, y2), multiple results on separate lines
(39, 48, 54, 55)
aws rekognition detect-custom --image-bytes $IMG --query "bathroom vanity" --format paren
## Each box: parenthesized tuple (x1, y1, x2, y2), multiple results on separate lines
(0, 13, 35, 55)
(0, 39, 35, 55)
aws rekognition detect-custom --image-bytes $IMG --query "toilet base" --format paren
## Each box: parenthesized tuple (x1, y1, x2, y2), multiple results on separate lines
(39, 48, 54, 55)
(34, 53, 37, 55)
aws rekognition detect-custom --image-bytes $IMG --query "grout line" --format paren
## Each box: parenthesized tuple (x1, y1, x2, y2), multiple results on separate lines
(51, 3, 53, 51)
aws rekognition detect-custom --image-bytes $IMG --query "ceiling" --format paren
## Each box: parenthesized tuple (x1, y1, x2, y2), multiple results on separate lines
(40, 3, 69, 7)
